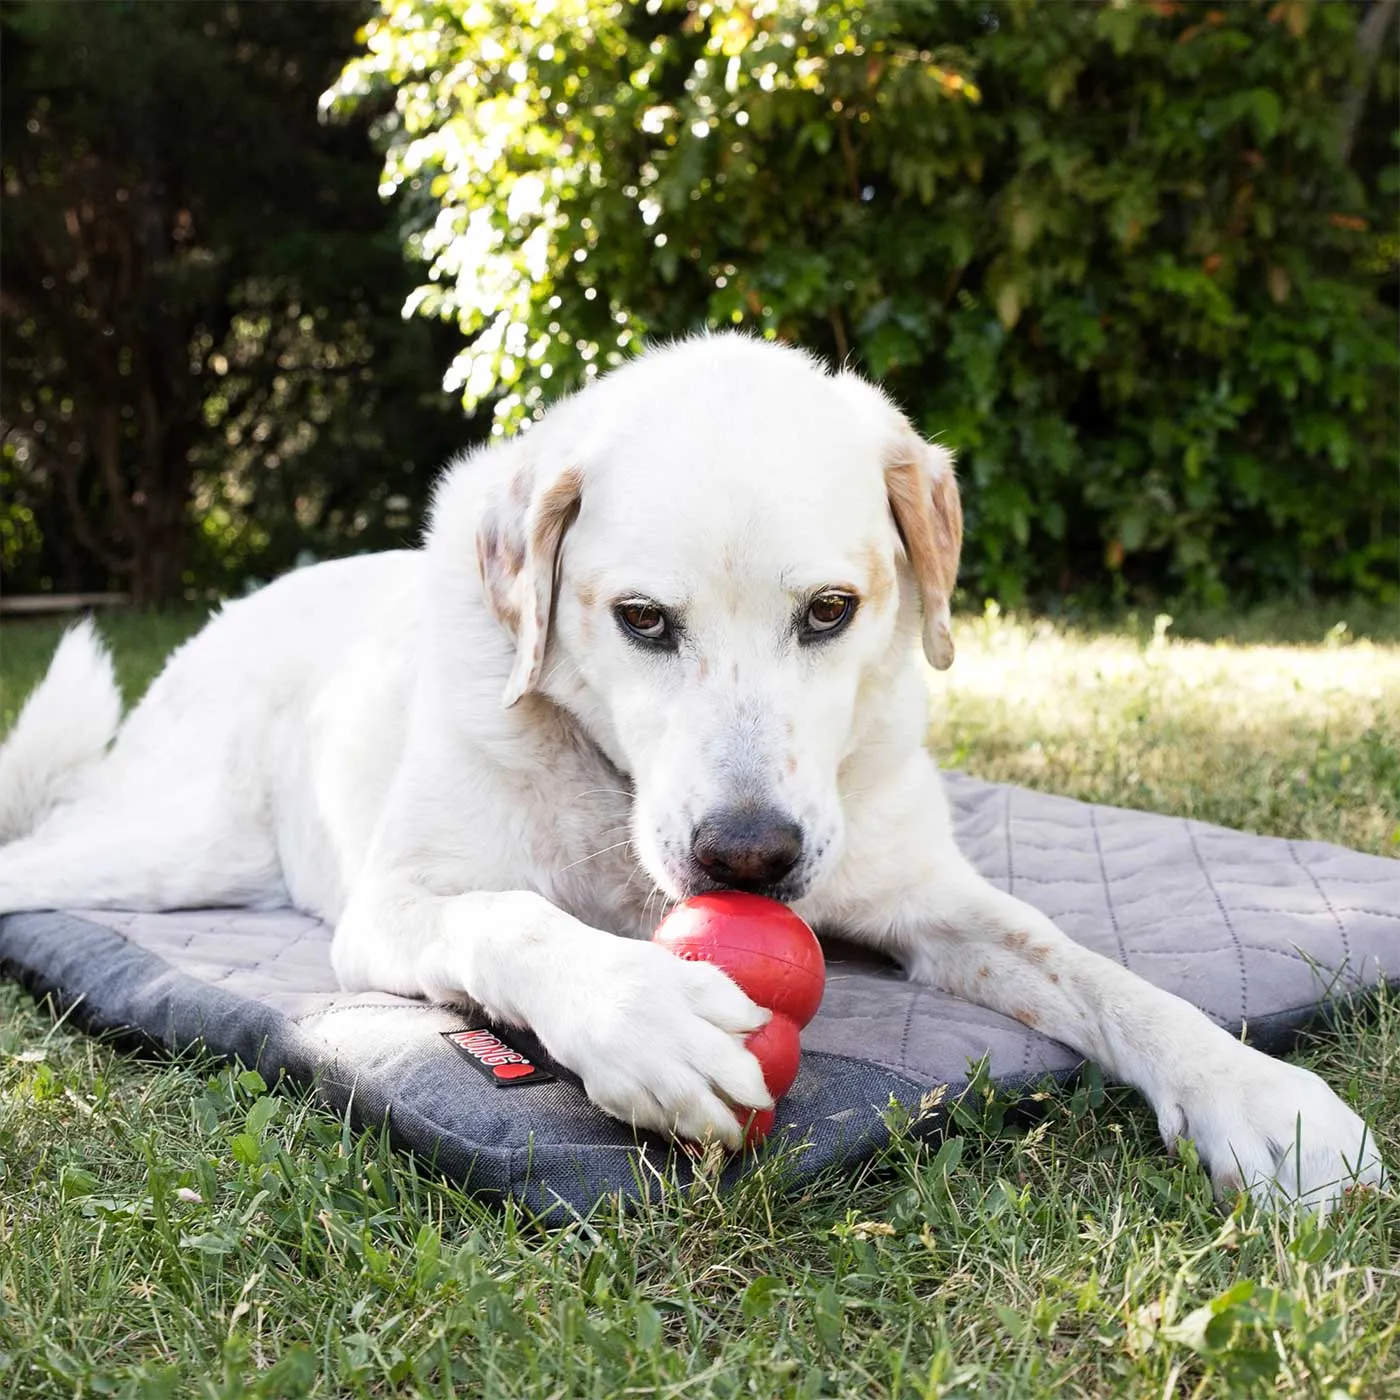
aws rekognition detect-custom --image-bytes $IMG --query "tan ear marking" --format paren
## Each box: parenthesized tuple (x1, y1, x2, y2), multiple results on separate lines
(529, 467, 584, 563)
(499, 465, 584, 708)
(476, 505, 525, 631)
(884, 437, 962, 670)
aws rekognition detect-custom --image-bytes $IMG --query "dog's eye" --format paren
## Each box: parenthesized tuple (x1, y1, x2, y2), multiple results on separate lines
(616, 600, 671, 645)
(804, 592, 856, 637)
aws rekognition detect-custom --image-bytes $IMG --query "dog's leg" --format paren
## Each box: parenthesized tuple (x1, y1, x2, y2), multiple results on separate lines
(0, 796, 283, 914)
(331, 878, 773, 1147)
(833, 756, 1387, 1211)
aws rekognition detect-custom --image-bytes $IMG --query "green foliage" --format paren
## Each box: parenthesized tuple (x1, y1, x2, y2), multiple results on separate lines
(329, 0, 1399, 607)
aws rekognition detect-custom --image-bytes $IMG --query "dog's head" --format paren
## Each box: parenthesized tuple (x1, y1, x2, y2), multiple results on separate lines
(474, 335, 961, 902)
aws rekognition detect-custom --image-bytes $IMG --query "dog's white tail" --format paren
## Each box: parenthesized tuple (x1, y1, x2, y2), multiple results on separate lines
(0, 618, 122, 843)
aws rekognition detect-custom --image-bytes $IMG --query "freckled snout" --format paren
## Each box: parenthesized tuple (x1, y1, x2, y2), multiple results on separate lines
(691, 806, 804, 893)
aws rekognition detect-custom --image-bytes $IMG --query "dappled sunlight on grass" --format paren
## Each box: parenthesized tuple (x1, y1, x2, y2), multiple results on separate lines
(929, 612, 1400, 858)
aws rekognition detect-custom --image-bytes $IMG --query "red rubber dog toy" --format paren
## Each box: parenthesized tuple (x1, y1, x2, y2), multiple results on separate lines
(652, 891, 826, 1147)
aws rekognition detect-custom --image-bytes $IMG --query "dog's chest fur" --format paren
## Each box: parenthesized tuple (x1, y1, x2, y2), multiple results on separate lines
(504, 699, 660, 941)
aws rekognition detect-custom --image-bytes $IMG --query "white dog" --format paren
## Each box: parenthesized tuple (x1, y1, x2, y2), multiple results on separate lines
(0, 335, 1384, 1208)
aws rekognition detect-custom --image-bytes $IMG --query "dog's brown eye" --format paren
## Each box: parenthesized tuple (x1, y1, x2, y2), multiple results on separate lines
(805, 592, 855, 635)
(616, 600, 671, 645)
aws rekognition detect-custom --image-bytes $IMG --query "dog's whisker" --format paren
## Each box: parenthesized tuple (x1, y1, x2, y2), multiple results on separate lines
(642, 883, 671, 928)
(539, 655, 582, 691)
(559, 839, 638, 875)
(622, 861, 661, 906)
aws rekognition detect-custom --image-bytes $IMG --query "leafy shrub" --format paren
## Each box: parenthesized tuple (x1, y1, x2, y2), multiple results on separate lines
(328, 0, 1398, 607)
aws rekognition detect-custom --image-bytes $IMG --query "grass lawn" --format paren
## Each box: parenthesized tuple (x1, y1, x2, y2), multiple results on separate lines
(1, 602, 1397, 1399)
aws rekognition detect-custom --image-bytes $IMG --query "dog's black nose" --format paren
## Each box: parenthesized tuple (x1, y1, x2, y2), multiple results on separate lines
(692, 807, 804, 891)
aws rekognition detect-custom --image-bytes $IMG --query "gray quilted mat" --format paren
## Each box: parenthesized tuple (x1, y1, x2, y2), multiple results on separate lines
(2, 773, 1397, 1219)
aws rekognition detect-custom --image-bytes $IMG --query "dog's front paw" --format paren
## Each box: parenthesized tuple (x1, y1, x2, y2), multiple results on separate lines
(1157, 1047, 1386, 1213)
(543, 939, 774, 1149)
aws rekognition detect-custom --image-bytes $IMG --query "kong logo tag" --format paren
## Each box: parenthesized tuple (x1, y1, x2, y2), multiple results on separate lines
(442, 1027, 554, 1086)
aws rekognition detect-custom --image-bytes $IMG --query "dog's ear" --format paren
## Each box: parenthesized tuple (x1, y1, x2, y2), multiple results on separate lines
(477, 454, 584, 707)
(884, 436, 962, 670)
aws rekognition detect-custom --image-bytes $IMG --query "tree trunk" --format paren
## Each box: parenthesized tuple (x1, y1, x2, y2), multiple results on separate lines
(128, 504, 190, 606)
(128, 403, 197, 606)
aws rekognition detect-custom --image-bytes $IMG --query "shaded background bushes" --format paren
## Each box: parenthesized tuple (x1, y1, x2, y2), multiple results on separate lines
(0, 0, 469, 604)
(3, 0, 1396, 609)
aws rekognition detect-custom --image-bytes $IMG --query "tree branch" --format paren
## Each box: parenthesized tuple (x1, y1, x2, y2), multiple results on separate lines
(1339, 0, 1396, 166)
(52, 443, 130, 577)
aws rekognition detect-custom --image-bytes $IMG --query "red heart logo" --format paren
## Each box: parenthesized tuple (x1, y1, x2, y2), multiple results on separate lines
(493, 1063, 535, 1080)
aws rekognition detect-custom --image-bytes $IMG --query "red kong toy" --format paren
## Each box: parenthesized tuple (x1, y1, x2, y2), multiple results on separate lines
(652, 891, 826, 1147)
